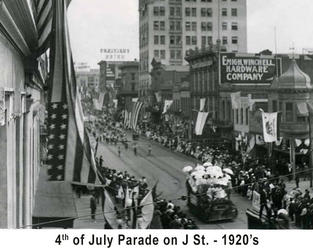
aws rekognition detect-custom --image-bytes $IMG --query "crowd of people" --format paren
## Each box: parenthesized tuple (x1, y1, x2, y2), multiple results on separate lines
(139, 123, 313, 229)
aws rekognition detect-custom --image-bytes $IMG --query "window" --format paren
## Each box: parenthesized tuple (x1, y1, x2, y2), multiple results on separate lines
(176, 7, 181, 16)
(240, 108, 244, 124)
(232, 22, 238, 30)
(192, 8, 197, 17)
(201, 36, 206, 47)
(192, 36, 197, 45)
(186, 36, 191, 45)
(201, 8, 206, 17)
(131, 83, 135, 92)
(170, 50, 175, 59)
(154, 50, 159, 58)
(170, 21, 175, 30)
(192, 22, 197, 31)
(235, 109, 239, 124)
(207, 36, 212, 44)
(222, 36, 228, 45)
(176, 21, 181, 30)
(160, 50, 166, 59)
(170, 36, 175, 45)
(222, 8, 227, 16)
(176, 50, 182, 59)
(201, 22, 206, 31)
(207, 8, 212, 17)
(170, 7, 175, 16)
(207, 22, 212, 31)
(222, 22, 227, 30)
(245, 108, 249, 125)
(286, 102, 293, 122)
(160, 6, 165, 16)
(154, 21, 159, 30)
(185, 22, 191, 31)
(176, 36, 182, 45)
(272, 100, 277, 112)
(232, 36, 238, 44)
(153, 7, 159, 16)
(160, 21, 165, 30)
(160, 35, 165, 45)
(185, 7, 190, 16)
(154, 35, 159, 44)
(231, 8, 237, 16)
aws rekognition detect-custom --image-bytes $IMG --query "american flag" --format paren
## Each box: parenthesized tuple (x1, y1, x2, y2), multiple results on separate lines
(46, 0, 99, 184)
(130, 101, 143, 130)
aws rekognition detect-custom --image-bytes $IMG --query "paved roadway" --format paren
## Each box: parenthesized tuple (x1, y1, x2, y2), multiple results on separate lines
(97, 135, 253, 229)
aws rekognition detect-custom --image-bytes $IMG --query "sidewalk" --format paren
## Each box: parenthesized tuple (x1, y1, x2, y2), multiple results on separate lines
(285, 179, 313, 194)
(73, 195, 105, 229)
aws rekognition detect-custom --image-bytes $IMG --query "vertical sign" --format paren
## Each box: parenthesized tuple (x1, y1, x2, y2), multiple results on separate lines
(0, 87, 5, 126)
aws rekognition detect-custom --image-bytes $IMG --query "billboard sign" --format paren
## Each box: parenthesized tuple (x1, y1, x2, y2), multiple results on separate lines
(220, 53, 281, 84)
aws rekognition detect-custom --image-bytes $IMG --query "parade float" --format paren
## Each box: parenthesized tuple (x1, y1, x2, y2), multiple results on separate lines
(183, 162, 238, 222)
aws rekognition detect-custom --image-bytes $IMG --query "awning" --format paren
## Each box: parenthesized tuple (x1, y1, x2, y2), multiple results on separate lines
(296, 102, 308, 116)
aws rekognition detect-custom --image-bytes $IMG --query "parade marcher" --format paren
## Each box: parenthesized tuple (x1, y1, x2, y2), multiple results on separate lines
(99, 155, 103, 168)
(118, 145, 121, 157)
(259, 187, 271, 219)
(90, 194, 97, 222)
(148, 144, 152, 156)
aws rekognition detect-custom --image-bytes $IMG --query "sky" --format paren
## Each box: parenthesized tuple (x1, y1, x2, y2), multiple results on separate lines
(68, 0, 313, 68)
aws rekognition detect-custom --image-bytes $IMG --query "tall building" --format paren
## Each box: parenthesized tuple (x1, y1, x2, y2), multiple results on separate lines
(139, 0, 247, 100)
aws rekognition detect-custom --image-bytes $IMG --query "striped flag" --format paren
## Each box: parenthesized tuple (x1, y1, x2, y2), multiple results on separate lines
(103, 189, 119, 229)
(46, 0, 99, 185)
(130, 101, 143, 130)
(136, 189, 154, 229)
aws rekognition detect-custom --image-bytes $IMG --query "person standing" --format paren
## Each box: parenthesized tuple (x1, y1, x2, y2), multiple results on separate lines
(99, 156, 103, 168)
(133, 143, 137, 156)
(90, 194, 97, 222)
(148, 144, 152, 156)
(118, 145, 121, 157)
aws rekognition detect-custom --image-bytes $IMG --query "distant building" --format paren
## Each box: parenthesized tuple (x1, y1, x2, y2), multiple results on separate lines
(138, 0, 247, 100)
(76, 68, 100, 91)
(116, 61, 139, 110)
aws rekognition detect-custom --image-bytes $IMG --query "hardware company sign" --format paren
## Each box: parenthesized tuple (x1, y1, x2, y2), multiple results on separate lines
(220, 53, 280, 84)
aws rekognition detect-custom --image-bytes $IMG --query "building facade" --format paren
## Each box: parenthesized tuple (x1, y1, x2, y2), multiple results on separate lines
(0, 1, 48, 228)
(139, 0, 247, 100)
(116, 61, 140, 110)
(76, 68, 100, 91)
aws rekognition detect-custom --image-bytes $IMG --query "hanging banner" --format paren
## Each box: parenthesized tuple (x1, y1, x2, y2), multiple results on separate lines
(155, 92, 162, 102)
(195, 112, 209, 135)
(113, 99, 118, 108)
(199, 98, 206, 112)
(261, 112, 278, 143)
(162, 100, 173, 114)
(0, 87, 5, 126)
(230, 92, 241, 109)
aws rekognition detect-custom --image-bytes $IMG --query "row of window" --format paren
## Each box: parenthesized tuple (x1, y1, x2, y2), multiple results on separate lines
(154, 50, 166, 59)
(186, 35, 238, 45)
(154, 21, 238, 32)
(170, 50, 183, 60)
(154, 35, 166, 45)
(153, 6, 238, 17)
(234, 108, 249, 125)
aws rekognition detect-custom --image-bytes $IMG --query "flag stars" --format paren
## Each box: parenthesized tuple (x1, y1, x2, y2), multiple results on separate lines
(48, 144, 54, 149)
(51, 114, 57, 119)
(62, 114, 68, 120)
(58, 154, 64, 160)
(63, 104, 68, 109)
(47, 154, 53, 160)
(49, 124, 56, 130)
(57, 165, 64, 170)
(59, 144, 65, 150)
(52, 103, 58, 109)
(57, 175, 63, 180)
(49, 134, 55, 140)
(60, 124, 67, 130)
(59, 134, 65, 140)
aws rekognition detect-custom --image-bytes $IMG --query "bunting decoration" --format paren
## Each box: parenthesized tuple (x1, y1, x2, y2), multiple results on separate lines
(230, 92, 241, 109)
(46, 0, 99, 185)
(136, 189, 154, 229)
(130, 101, 143, 130)
(195, 112, 209, 135)
(103, 189, 119, 229)
(162, 100, 173, 114)
(261, 111, 278, 143)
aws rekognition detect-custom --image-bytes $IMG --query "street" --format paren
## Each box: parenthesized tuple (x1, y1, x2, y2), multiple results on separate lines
(96, 134, 253, 229)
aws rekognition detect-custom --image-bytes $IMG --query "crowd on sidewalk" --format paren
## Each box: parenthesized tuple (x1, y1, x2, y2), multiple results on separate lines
(139, 123, 313, 229)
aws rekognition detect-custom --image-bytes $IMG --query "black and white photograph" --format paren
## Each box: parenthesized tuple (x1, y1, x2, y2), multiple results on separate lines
(1, 0, 313, 236)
